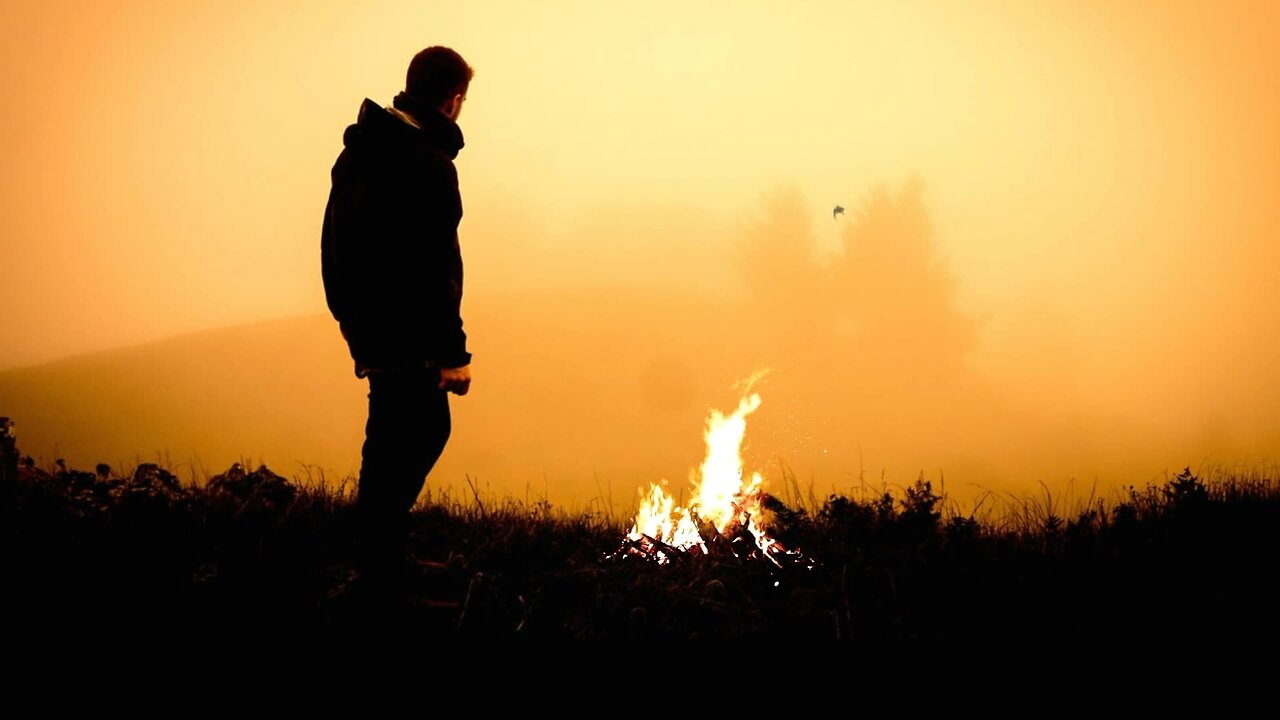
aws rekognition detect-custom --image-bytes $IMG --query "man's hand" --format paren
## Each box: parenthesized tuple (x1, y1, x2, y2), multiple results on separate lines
(438, 364, 471, 396)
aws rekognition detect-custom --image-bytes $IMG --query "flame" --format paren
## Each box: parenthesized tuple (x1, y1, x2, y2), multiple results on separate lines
(624, 388, 797, 565)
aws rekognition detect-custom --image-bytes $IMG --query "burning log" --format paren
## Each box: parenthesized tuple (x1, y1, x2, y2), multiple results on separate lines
(618, 533, 688, 564)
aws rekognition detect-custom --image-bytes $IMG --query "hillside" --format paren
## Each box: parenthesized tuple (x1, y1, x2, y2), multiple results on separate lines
(0, 287, 755, 509)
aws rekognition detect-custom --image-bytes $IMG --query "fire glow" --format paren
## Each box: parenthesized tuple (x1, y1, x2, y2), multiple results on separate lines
(620, 388, 806, 567)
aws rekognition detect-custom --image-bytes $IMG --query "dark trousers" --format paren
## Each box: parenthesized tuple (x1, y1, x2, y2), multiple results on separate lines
(354, 365, 450, 582)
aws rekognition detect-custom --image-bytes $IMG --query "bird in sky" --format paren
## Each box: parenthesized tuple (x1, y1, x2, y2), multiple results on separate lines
(832, 204, 845, 220)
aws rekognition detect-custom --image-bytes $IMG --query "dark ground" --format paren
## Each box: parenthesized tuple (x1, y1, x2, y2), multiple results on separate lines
(4, 421, 1279, 643)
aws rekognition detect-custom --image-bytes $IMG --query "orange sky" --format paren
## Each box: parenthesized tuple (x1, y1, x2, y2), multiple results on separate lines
(2, 1, 1277, 504)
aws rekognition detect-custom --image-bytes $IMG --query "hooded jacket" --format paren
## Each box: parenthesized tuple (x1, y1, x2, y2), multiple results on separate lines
(321, 96, 471, 377)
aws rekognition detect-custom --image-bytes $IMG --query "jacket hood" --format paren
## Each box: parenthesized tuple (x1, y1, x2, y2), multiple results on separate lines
(341, 97, 465, 162)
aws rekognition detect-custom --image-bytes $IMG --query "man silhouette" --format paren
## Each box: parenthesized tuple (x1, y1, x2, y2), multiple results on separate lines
(321, 46, 474, 594)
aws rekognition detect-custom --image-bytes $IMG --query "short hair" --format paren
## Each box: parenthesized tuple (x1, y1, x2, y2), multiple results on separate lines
(405, 46, 474, 107)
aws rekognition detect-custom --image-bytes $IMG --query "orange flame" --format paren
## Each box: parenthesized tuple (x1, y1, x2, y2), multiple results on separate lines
(625, 386, 792, 565)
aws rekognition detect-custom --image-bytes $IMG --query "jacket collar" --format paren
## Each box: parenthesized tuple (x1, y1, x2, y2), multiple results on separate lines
(393, 91, 466, 159)
(351, 96, 465, 160)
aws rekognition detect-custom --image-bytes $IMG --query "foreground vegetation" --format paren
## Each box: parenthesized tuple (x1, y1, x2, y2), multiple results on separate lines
(4, 427, 1279, 641)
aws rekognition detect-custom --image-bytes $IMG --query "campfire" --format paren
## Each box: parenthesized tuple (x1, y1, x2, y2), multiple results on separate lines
(617, 384, 810, 568)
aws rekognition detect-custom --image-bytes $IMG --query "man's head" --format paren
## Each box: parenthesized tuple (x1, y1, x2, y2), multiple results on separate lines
(405, 46, 474, 121)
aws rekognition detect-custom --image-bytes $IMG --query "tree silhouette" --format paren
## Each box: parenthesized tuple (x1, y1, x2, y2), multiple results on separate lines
(829, 176, 977, 385)
(733, 187, 831, 351)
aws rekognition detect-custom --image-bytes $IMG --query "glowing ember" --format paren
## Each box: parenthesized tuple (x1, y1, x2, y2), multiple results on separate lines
(620, 387, 804, 566)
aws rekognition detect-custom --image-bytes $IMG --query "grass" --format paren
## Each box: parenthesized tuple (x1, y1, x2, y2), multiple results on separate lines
(5, 435, 1280, 642)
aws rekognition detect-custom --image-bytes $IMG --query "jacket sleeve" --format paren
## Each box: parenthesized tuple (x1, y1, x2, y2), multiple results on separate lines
(415, 159, 471, 369)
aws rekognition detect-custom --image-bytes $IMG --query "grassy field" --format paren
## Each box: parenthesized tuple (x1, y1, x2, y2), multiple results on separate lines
(5, 425, 1279, 642)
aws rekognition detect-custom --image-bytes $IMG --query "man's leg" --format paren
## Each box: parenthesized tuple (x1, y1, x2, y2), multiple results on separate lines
(354, 366, 451, 588)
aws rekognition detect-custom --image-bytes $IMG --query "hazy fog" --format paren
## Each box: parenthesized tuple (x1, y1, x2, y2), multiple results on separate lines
(2, 1, 1277, 507)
